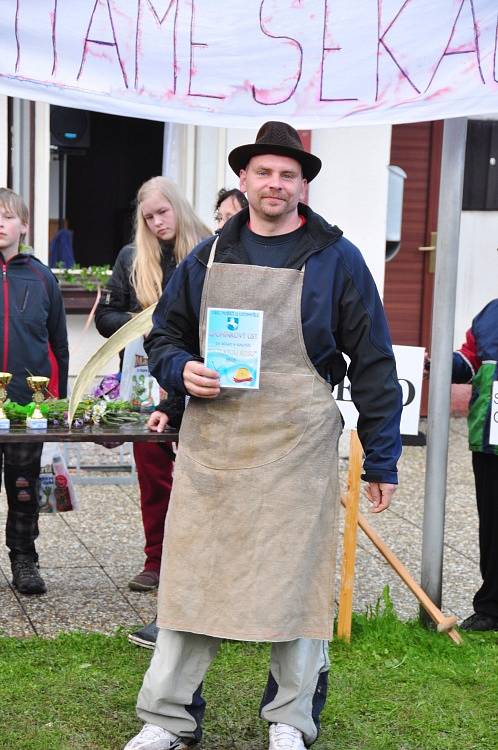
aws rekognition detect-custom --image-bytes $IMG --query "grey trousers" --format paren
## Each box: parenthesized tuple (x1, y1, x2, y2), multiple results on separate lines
(136, 629, 330, 747)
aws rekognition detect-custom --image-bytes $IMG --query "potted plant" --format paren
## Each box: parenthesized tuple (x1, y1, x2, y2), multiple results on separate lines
(52, 264, 112, 314)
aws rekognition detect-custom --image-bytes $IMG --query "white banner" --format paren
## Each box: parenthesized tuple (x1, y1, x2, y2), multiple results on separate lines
(0, 0, 497, 127)
(333, 345, 425, 436)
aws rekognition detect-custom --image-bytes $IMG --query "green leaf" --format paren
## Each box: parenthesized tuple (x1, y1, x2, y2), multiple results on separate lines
(68, 305, 156, 425)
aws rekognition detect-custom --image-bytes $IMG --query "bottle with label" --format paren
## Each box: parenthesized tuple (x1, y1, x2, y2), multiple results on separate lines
(52, 454, 76, 512)
(38, 463, 55, 512)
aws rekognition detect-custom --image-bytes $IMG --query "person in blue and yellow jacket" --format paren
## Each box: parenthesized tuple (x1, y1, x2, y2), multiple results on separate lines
(451, 299, 498, 632)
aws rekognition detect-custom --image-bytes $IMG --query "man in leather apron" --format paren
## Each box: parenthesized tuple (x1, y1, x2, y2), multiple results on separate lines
(124, 122, 402, 750)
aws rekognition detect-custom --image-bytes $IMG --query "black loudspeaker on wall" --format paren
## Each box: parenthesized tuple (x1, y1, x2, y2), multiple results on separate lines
(50, 106, 90, 150)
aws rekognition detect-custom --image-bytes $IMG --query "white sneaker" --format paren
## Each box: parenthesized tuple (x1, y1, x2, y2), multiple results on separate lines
(269, 722, 306, 750)
(123, 723, 189, 750)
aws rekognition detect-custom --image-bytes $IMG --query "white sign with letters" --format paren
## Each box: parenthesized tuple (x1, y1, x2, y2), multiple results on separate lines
(0, 1, 497, 127)
(490, 380, 498, 447)
(333, 345, 425, 436)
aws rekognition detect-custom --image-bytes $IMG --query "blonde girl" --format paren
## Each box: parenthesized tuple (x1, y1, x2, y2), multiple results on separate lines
(95, 177, 210, 647)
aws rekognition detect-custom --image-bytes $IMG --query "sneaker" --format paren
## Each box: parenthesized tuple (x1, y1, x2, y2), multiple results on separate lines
(460, 613, 498, 632)
(123, 723, 191, 749)
(128, 569, 160, 592)
(11, 557, 47, 595)
(269, 723, 306, 750)
(128, 619, 158, 649)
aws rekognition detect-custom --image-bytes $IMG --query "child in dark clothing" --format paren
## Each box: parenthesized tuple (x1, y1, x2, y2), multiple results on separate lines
(0, 188, 69, 595)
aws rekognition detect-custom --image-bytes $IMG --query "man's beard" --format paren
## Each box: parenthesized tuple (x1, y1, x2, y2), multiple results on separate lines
(258, 195, 288, 218)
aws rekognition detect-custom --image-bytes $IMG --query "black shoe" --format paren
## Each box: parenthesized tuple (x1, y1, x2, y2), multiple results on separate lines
(460, 613, 498, 632)
(128, 619, 158, 649)
(11, 557, 47, 595)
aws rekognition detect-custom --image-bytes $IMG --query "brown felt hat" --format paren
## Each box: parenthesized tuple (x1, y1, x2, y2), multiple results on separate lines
(228, 121, 322, 182)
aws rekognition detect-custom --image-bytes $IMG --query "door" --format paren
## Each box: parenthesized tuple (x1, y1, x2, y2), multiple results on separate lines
(64, 111, 164, 267)
(383, 121, 443, 413)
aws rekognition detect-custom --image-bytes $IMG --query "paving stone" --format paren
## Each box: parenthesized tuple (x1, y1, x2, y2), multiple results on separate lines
(0, 417, 486, 636)
(38, 566, 116, 591)
(0, 589, 35, 637)
(21, 590, 143, 636)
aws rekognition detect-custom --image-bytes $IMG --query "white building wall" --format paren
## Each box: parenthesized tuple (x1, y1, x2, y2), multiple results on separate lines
(223, 128, 258, 189)
(454, 211, 498, 347)
(34, 101, 50, 263)
(309, 126, 392, 295)
(10, 99, 31, 209)
(192, 126, 221, 230)
(188, 125, 255, 229)
(0, 96, 7, 186)
(164, 123, 196, 205)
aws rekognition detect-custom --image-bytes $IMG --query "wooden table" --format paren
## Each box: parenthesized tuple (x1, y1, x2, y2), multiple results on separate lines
(0, 423, 179, 443)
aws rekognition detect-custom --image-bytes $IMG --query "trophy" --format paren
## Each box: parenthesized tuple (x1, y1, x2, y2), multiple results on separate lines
(0, 372, 12, 429)
(26, 376, 49, 429)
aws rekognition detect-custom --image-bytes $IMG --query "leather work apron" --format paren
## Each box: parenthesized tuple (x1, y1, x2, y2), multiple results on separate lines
(157, 243, 343, 641)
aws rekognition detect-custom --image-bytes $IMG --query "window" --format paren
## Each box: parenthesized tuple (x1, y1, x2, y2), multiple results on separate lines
(462, 120, 498, 211)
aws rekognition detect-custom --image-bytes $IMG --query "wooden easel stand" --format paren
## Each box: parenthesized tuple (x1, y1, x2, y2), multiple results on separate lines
(337, 431, 462, 645)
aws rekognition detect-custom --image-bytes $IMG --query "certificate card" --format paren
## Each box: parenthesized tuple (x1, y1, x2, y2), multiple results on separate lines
(204, 307, 264, 389)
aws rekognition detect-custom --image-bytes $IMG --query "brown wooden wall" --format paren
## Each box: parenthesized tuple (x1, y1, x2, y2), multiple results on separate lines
(383, 122, 442, 348)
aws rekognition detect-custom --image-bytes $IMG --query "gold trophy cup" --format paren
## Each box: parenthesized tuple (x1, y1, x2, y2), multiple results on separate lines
(0, 372, 12, 429)
(26, 375, 49, 429)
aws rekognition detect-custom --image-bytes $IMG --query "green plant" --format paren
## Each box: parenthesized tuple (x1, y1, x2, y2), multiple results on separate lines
(54, 263, 111, 291)
(3, 397, 141, 427)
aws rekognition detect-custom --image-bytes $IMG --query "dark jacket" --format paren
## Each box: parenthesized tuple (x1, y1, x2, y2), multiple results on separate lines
(95, 243, 176, 336)
(145, 204, 402, 484)
(95, 243, 184, 425)
(452, 299, 498, 455)
(0, 251, 69, 405)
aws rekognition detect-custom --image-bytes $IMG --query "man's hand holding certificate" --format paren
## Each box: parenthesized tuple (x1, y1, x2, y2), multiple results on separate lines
(183, 361, 221, 399)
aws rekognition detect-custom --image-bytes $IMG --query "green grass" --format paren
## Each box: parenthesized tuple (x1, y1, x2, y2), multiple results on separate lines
(1, 604, 497, 750)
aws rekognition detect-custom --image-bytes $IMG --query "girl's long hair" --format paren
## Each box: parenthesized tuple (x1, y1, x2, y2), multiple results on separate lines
(131, 176, 210, 309)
